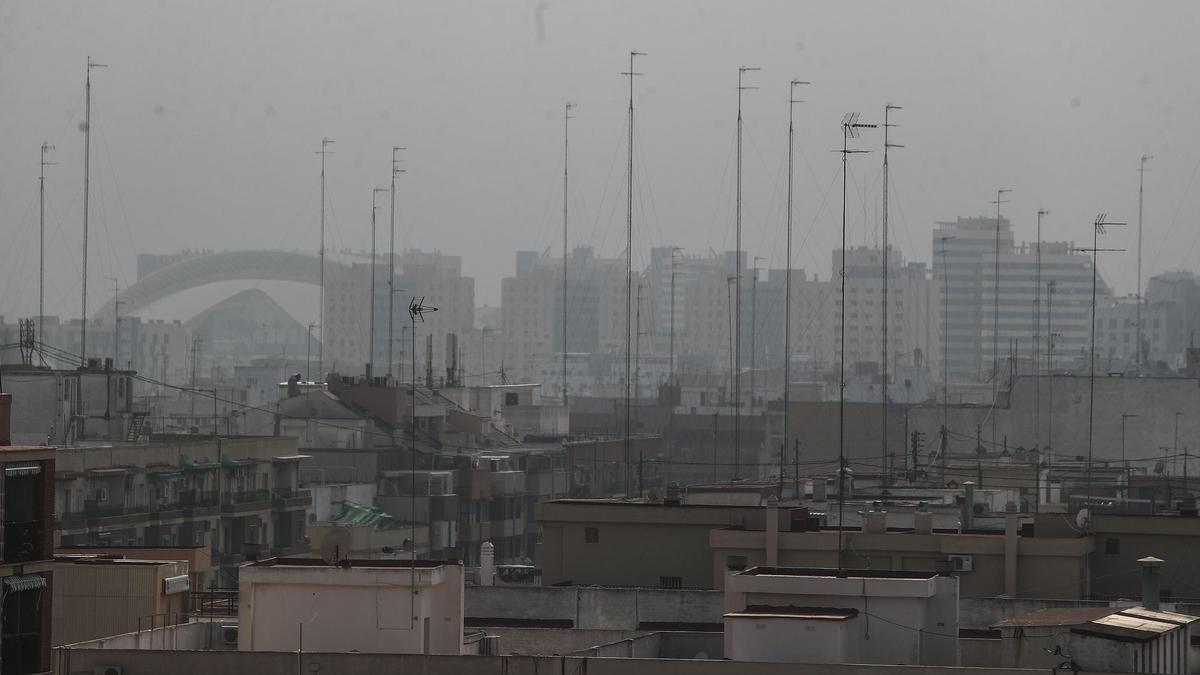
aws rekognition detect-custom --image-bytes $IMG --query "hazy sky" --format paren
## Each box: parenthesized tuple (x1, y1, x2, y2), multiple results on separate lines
(2, 1, 1198, 321)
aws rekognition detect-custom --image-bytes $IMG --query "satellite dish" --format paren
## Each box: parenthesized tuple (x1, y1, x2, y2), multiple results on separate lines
(319, 527, 352, 566)
(1075, 508, 1091, 530)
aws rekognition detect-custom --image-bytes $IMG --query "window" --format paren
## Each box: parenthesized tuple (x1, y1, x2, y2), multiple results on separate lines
(727, 555, 748, 571)
(660, 576, 683, 589)
(1104, 538, 1120, 555)
(584, 527, 599, 544)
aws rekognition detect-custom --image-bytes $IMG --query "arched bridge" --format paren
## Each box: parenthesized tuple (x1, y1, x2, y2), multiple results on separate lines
(94, 250, 350, 318)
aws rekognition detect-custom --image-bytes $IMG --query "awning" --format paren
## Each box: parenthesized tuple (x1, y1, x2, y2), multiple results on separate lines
(4, 574, 46, 593)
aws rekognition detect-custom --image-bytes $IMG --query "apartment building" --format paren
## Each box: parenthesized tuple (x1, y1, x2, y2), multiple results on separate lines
(53, 436, 311, 585)
(0, 393, 57, 674)
(0, 315, 191, 384)
(501, 247, 629, 388)
(237, 557, 467, 655)
(1, 363, 137, 445)
(933, 216, 1094, 384)
(832, 246, 940, 389)
(323, 249, 474, 380)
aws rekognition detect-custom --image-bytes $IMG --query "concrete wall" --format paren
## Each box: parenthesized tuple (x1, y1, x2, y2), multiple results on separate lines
(537, 501, 767, 588)
(710, 528, 1091, 598)
(908, 375, 1200, 468)
(466, 585, 723, 630)
(52, 649, 1072, 675)
(52, 560, 189, 647)
(239, 563, 464, 655)
(59, 619, 232, 651)
(1090, 514, 1200, 601)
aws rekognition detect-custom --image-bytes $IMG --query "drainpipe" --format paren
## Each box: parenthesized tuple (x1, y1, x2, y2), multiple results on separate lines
(1004, 501, 1018, 597)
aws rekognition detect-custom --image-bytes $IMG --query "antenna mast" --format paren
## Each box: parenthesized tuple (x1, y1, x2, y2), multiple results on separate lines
(317, 137, 335, 381)
(389, 147, 406, 380)
(1081, 214, 1126, 511)
(784, 79, 808, 497)
(881, 104, 902, 485)
(622, 51, 645, 496)
(369, 187, 388, 379)
(563, 102, 575, 406)
(81, 57, 106, 366)
(1034, 209, 1050, 451)
(734, 65, 760, 481)
(991, 187, 1012, 449)
(40, 142, 56, 347)
(838, 112, 875, 575)
(1137, 155, 1152, 372)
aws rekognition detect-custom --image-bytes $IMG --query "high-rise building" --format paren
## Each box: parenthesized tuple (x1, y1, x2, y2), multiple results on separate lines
(501, 247, 628, 389)
(933, 216, 1095, 385)
(323, 250, 473, 382)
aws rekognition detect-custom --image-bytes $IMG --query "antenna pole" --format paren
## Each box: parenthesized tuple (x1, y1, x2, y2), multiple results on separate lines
(81, 57, 106, 366)
(389, 147, 406, 380)
(369, 188, 387, 379)
(106, 277, 121, 369)
(837, 112, 875, 575)
(785, 80, 808, 494)
(990, 188, 1012, 450)
(882, 104, 902, 486)
(734, 65, 760, 481)
(1081, 214, 1127, 512)
(317, 137, 335, 382)
(563, 102, 575, 406)
(39, 142, 56, 347)
(1034, 209, 1049, 451)
(622, 51, 645, 496)
(1137, 155, 1152, 372)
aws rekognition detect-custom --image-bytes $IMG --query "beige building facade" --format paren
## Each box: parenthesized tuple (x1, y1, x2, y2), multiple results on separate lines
(238, 558, 466, 655)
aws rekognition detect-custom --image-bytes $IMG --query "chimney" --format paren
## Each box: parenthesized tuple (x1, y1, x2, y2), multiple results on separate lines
(286, 373, 301, 399)
(765, 495, 779, 566)
(1139, 556, 1163, 610)
(1004, 501, 1018, 597)
(812, 477, 827, 502)
(0, 392, 10, 446)
(913, 501, 933, 535)
(479, 541, 495, 587)
(962, 481, 976, 530)
(863, 501, 887, 534)
(663, 482, 682, 506)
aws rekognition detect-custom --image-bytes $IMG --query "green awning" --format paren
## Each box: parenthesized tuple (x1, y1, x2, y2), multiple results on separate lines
(4, 574, 46, 593)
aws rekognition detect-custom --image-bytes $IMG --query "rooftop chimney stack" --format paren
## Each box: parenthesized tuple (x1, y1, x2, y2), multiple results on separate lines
(1140, 556, 1163, 610)
(864, 500, 888, 534)
(914, 501, 933, 535)
(962, 481, 976, 530)
(480, 541, 495, 587)
(812, 477, 827, 502)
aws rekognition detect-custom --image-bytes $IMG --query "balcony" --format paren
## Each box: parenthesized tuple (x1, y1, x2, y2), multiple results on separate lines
(3, 520, 47, 564)
(220, 489, 271, 514)
(271, 488, 312, 511)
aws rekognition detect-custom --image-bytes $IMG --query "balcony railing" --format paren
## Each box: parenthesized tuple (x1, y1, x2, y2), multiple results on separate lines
(227, 489, 271, 505)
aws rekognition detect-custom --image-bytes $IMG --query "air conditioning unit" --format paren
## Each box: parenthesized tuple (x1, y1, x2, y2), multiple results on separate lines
(948, 554, 974, 572)
(221, 624, 239, 645)
(94, 667, 123, 675)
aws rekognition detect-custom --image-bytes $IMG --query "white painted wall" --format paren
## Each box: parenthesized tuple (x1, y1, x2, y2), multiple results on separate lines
(239, 562, 465, 655)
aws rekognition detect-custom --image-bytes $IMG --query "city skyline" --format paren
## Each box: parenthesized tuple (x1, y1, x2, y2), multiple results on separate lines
(1, 1, 1196, 316)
